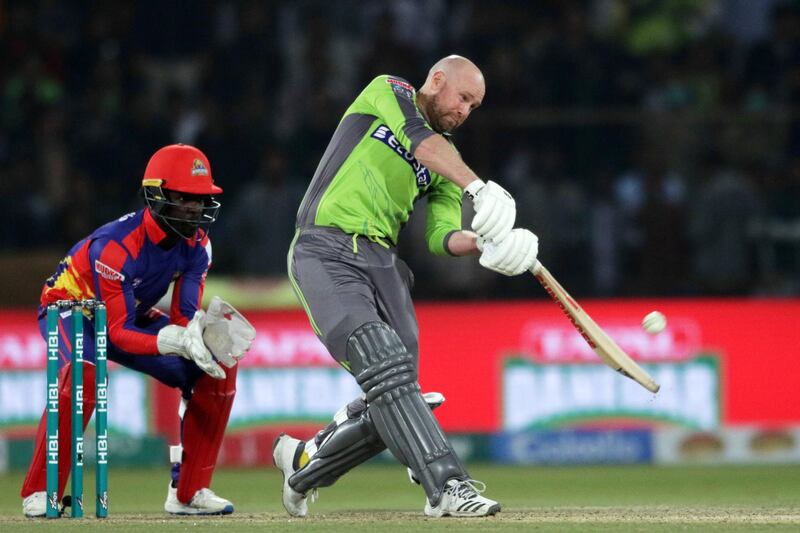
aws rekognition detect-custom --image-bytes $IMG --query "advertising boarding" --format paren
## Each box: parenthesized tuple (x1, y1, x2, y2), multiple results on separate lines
(1, 299, 798, 466)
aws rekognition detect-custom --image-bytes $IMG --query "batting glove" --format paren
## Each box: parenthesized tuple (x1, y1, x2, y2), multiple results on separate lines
(465, 179, 516, 243)
(479, 228, 539, 276)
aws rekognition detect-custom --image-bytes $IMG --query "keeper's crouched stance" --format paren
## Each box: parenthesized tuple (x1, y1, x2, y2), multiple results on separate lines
(20, 145, 256, 517)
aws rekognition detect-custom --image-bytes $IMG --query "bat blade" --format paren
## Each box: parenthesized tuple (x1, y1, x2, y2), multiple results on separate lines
(531, 262, 660, 393)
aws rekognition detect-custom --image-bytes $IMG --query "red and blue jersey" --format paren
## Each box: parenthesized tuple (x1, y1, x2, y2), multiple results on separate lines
(40, 208, 212, 355)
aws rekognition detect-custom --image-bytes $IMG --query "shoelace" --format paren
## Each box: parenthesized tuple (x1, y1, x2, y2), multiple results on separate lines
(308, 488, 319, 503)
(447, 479, 487, 500)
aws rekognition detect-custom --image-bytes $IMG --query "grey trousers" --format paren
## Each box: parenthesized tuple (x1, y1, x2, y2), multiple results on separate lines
(288, 226, 419, 366)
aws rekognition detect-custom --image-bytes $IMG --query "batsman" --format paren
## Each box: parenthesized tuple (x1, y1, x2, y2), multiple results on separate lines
(273, 55, 539, 517)
(21, 144, 256, 517)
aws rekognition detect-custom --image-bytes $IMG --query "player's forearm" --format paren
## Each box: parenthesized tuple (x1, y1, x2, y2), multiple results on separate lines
(109, 324, 159, 355)
(446, 230, 480, 256)
(413, 134, 480, 189)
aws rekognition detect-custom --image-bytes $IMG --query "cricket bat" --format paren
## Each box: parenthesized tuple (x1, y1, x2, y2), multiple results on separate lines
(531, 261, 660, 393)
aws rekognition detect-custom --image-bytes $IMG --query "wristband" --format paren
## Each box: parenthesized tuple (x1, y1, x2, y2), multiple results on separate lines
(463, 179, 486, 201)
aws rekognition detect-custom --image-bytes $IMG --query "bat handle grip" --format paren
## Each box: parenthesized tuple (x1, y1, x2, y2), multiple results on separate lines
(529, 260, 543, 275)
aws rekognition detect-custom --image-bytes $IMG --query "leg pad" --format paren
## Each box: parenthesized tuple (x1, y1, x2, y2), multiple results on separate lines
(176, 365, 237, 503)
(347, 322, 467, 505)
(289, 397, 383, 493)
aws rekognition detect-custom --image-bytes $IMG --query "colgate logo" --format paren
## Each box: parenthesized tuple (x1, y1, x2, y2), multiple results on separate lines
(521, 320, 701, 362)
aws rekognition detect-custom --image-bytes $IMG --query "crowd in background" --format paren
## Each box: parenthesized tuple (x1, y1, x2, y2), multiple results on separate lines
(2, 0, 799, 299)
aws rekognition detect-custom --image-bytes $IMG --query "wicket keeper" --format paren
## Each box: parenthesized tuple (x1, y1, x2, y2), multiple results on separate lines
(21, 144, 255, 517)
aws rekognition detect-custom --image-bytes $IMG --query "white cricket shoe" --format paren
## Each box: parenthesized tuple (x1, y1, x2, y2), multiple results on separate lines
(424, 479, 501, 517)
(164, 484, 234, 515)
(272, 433, 315, 517)
(22, 491, 47, 517)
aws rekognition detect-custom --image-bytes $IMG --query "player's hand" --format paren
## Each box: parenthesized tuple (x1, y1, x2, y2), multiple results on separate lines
(465, 179, 516, 242)
(478, 228, 539, 276)
(203, 296, 256, 368)
(157, 311, 225, 379)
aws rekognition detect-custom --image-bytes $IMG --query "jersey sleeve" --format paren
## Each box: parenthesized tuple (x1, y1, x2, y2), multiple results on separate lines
(89, 238, 159, 355)
(425, 179, 463, 256)
(169, 235, 211, 326)
(346, 75, 435, 154)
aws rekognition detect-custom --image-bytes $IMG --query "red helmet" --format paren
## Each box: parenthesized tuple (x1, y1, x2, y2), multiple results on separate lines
(142, 144, 222, 240)
(142, 144, 223, 195)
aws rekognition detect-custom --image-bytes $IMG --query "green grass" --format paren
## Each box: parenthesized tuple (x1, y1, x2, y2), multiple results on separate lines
(2, 464, 799, 532)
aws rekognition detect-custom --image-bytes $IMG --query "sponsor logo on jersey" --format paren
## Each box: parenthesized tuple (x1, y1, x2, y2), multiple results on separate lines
(386, 77, 414, 100)
(191, 159, 209, 176)
(371, 125, 431, 188)
(95, 260, 125, 282)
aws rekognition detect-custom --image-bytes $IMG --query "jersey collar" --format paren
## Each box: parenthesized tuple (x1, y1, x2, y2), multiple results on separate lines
(143, 208, 170, 245)
(144, 208, 203, 246)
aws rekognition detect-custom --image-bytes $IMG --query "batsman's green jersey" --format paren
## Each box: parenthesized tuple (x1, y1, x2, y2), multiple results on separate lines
(296, 75, 463, 255)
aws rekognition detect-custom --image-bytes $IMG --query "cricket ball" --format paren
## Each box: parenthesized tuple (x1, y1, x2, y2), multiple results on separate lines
(642, 311, 667, 335)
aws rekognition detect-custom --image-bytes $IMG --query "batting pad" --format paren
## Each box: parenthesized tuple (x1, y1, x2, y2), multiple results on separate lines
(348, 322, 467, 506)
(289, 403, 384, 493)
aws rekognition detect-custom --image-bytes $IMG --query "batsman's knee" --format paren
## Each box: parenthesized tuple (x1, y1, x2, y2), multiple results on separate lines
(347, 322, 419, 401)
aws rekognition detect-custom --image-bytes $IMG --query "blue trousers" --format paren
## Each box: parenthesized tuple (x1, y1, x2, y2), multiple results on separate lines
(38, 308, 204, 398)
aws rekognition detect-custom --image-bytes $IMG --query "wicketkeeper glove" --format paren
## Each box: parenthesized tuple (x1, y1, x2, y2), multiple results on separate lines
(157, 310, 225, 379)
(202, 296, 256, 368)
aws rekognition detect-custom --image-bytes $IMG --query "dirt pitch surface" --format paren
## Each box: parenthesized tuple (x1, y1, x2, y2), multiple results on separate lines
(2, 507, 800, 532)
(3, 465, 799, 531)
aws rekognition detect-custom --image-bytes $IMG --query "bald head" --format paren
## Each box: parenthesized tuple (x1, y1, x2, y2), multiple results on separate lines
(417, 55, 485, 133)
(423, 55, 485, 92)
